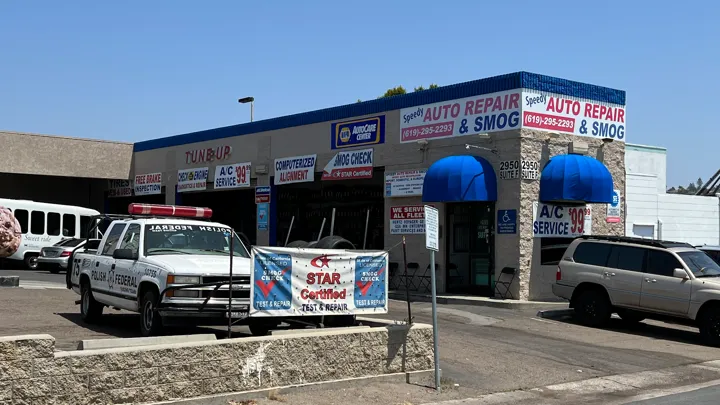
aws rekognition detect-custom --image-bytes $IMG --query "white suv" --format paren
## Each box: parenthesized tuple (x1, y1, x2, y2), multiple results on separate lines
(553, 235, 720, 345)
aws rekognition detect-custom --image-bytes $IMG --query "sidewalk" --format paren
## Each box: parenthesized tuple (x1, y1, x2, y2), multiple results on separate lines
(388, 290, 568, 310)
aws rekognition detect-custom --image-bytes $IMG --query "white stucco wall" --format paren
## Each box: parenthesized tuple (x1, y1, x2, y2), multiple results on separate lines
(625, 143, 719, 245)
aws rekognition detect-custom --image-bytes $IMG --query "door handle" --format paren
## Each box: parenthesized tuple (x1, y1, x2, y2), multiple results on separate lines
(644, 278, 657, 283)
(111, 264, 116, 270)
(604, 272, 616, 277)
(95, 262, 99, 267)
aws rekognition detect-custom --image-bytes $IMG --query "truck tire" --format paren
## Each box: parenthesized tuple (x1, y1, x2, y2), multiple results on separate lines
(24, 254, 39, 270)
(80, 281, 103, 323)
(699, 304, 720, 347)
(574, 289, 611, 327)
(286, 240, 309, 248)
(315, 236, 355, 250)
(139, 290, 164, 337)
(306, 241, 318, 248)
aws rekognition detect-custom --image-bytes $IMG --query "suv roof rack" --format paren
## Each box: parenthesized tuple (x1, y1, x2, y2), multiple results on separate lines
(578, 235, 694, 249)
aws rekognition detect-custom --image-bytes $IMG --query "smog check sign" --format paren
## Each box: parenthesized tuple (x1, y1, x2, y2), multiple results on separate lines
(322, 148, 374, 181)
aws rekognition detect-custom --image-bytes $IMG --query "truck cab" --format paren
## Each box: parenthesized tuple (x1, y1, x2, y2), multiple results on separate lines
(69, 203, 252, 336)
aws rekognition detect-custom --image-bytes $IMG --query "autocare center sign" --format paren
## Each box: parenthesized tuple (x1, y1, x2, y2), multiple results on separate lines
(134, 173, 162, 195)
(331, 116, 385, 149)
(522, 92, 626, 141)
(274, 154, 316, 185)
(400, 89, 522, 143)
(250, 246, 389, 317)
(321, 148, 373, 180)
(177, 167, 209, 192)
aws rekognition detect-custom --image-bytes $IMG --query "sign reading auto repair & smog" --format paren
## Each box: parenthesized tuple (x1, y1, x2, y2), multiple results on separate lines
(134, 173, 162, 195)
(321, 148, 373, 180)
(399, 89, 522, 143)
(274, 154, 316, 185)
(250, 246, 388, 317)
(389, 205, 426, 234)
(522, 92, 626, 141)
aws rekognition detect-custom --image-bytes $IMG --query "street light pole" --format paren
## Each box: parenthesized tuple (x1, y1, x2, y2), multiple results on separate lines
(238, 96, 255, 122)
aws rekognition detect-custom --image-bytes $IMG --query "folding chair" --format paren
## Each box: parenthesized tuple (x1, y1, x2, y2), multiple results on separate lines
(388, 262, 400, 290)
(399, 262, 420, 291)
(447, 263, 463, 287)
(494, 267, 518, 299)
(418, 263, 440, 293)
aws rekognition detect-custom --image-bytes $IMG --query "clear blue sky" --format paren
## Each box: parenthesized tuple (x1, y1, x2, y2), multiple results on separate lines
(0, 1, 716, 188)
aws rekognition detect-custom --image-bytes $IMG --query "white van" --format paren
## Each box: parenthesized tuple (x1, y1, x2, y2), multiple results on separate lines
(0, 199, 100, 269)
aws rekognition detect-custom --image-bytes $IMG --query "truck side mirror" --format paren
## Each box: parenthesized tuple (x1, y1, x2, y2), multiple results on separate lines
(113, 249, 138, 261)
(673, 268, 688, 279)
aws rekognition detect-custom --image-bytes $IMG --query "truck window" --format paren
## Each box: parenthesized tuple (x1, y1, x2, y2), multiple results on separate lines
(63, 214, 76, 237)
(118, 224, 141, 257)
(573, 242, 612, 267)
(607, 246, 646, 272)
(14, 209, 29, 234)
(101, 223, 127, 256)
(48, 212, 61, 236)
(31, 211, 45, 235)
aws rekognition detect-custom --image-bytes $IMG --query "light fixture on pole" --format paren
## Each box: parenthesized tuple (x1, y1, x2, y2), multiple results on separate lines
(238, 96, 255, 122)
(465, 144, 499, 155)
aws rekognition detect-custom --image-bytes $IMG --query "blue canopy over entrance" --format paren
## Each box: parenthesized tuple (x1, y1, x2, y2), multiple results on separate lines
(422, 155, 498, 202)
(539, 154, 614, 204)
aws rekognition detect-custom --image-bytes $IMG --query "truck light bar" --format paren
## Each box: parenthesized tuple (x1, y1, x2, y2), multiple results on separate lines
(127, 203, 213, 218)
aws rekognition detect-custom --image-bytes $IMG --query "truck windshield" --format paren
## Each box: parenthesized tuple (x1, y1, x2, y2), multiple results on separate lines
(144, 224, 249, 258)
(678, 251, 720, 278)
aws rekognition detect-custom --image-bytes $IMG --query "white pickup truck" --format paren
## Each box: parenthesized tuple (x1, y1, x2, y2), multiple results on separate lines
(68, 204, 258, 336)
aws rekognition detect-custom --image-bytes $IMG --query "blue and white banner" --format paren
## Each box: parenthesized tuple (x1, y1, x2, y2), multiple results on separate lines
(250, 246, 388, 317)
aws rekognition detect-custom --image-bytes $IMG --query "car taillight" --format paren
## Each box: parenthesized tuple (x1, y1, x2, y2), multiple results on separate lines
(60, 251, 71, 257)
(556, 265, 562, 281)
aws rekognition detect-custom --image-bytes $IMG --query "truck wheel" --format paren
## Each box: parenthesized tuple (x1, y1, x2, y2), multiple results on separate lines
(699, 305, 720, 346)
(25, 254, 39, 270)
(286, 240, 308, 248)
(574, 289, 611, 327)
(140, 290, 164, 337)
(80, 281, 103, 323)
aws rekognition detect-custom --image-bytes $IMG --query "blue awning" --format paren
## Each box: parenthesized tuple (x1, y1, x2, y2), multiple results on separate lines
(539, 154, 614, 204)
(422, 155, 498, 202)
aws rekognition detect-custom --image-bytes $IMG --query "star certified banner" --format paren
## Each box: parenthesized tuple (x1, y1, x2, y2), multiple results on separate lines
(249, 246, 388, 317)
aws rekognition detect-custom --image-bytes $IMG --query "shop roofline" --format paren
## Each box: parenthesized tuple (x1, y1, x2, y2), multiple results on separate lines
(133, 71, 626, 152)
(0, 130, 134, 145)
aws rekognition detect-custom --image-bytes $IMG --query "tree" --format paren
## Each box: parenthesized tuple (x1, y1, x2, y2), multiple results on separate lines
(667, 187, 677, 193)
(687, 182, 698, 193)
(697, 177, 704, 189)
(378, 86, 407, 98)
(413, 83, 439, 92)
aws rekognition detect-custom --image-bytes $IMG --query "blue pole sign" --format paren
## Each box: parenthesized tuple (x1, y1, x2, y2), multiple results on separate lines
(497, 209, 517, 234)
(257, 203, 269, 231)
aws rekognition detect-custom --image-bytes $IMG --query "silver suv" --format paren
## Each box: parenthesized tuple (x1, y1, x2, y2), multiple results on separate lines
(553, 235, 720, 345)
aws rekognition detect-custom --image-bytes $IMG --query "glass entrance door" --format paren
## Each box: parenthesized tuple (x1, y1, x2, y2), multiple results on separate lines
(446, 202, 495, 296)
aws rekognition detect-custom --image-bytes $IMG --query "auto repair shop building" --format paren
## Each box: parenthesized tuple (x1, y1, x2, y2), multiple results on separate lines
(129, 71, 627, 301)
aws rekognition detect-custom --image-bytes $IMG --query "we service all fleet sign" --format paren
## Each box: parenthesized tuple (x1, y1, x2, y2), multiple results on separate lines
(274, 154, 316, 185)
(331, 116, 385, 149)
(250, 246, 388, 317)
(321, 148, 373, 181)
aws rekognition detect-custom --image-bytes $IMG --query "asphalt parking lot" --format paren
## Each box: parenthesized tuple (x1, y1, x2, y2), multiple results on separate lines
(3, 268, 720, 404)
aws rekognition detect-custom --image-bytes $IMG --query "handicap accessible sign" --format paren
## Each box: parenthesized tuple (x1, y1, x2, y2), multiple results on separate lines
(257, 203, 269, 231)
(497, 209, 517, 234)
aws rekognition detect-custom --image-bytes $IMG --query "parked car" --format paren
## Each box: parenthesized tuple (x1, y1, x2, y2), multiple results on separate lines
(38, 238, 100, 273)
(697, 245, 720, 266)
(553, 235, 720, 345)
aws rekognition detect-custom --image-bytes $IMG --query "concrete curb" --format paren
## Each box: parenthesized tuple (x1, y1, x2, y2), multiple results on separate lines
(77, 334, 217, 350)
(389, 291, 569, 310)
(0, 276, 19, 288)
(160, 370, 434, 405)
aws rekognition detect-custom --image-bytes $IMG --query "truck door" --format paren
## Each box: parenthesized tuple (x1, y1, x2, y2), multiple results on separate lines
(112, 223, 142, 310)
(93, 223, 127, 307)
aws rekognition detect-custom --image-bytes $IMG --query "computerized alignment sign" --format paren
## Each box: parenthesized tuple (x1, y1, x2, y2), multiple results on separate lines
(250, 246, 388, 317)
